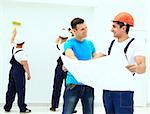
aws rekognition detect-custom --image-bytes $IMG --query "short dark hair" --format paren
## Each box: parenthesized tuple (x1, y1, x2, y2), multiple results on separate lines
(113, 21, 130, 34)
(17, 42, 25, 45)
(71, 17, 84, 29)
(68, 28, 71, 31)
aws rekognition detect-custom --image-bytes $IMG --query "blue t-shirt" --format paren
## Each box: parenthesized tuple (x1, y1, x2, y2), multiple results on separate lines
(64, 38, 96, 85)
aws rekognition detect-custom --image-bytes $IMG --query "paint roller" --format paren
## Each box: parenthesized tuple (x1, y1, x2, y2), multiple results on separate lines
(12, 21, 21, 26)
(12, 21, 22, 32)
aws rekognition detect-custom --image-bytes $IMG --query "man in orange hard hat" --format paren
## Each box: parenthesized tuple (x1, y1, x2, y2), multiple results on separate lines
(113, 12, 134, 27)
(97, 12, 146, 114)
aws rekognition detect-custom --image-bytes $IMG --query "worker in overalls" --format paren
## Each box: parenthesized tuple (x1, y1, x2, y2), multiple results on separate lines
(4, 29, 31, 113)
(50, 28, 77, 113)
(50, 28, 68, 111)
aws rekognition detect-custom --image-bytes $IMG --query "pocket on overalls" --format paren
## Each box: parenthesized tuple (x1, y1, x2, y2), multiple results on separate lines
(120, 91, 134, 108)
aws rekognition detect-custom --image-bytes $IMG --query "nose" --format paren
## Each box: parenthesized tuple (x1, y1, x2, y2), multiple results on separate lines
(84, 27, 88, 32)
(111, 27, 114, 32)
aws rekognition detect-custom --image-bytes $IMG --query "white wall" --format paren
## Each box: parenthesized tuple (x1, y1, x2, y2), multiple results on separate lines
(0, 0, 96, 104)
(92, 0, 149, 106)
(0, 0, 5, 104)
(145, 0, 150, 105)
(0, 0, 150, 106)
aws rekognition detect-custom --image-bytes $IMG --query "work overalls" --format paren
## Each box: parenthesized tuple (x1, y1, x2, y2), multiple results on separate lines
(51, 45, 67, 108)
(4, 48, 27, 112)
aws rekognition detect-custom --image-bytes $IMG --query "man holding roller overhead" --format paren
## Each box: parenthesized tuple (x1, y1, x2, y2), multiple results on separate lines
(4, 22, 31, 113)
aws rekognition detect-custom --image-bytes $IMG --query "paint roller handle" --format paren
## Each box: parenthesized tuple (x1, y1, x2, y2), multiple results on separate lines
(12, 26, 17, 33)
(11, 26, 17, 39)
(13, 27, 17, 34)
(10, 28, 17, 44)
(11, 26, 17, 44)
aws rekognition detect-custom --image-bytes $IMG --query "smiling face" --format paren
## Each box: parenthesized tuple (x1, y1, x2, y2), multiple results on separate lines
(111, 21, 127, 41)
(73, 22, 88, 41)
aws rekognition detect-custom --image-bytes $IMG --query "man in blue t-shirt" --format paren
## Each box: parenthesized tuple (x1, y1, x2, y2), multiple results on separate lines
(62, 18, 99, 114)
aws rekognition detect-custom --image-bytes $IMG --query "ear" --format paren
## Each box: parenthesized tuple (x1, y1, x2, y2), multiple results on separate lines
(122, 26, 127, 32)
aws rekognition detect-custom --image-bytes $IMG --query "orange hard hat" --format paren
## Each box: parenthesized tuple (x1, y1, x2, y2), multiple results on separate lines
(113, 12, 134, 27)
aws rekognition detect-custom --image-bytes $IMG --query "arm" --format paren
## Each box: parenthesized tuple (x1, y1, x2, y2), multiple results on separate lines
(55, 37, 61, 44)
(55, 37, 68, 45)
(62, 48, 77, 72)
(21, 60, 31, 80)
(92, 52, 106, 59)
(126, 55, 146, 74)
(10, 28, 17, 44)
(65, 48, 78, 59)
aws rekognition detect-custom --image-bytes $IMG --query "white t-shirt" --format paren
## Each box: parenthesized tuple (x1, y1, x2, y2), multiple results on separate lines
(107, 38, 145, 65)
(57, 42, 65, 53)
(11, 43, 28, 63)
(103, 37, 146, 90)
(54, 42, 65, 58)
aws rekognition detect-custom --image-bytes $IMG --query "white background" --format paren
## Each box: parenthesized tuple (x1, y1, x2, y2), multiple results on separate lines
(0, 0, 150, 106)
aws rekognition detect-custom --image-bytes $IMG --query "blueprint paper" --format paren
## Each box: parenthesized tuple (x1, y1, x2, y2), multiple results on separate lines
(61, 50, 135, 91)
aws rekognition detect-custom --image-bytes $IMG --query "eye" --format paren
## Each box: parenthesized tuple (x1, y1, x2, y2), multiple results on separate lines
(112, 25, 115, 28)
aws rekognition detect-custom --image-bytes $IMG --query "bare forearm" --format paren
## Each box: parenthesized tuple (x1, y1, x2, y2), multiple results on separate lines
(24, 63, 30, 76)
(136, 63, 146, 74)
(92, 52, 105, 59)
(10, 29, 16, 44)
(126, 63, 146, 74)
(65, 49, 78, 59)
(21, 61, 31, 76)
(135, 56, 146, 74)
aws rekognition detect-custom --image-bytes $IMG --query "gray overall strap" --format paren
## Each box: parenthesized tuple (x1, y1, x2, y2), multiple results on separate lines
(124, 38, 135, 57)
(124, 38, 135, 76)
(12, 47, 15, 55)
(56, 44, 65, 55)
(14, 50, 23, 54)
(108, 40, 115, 55)
(56, 44, 60, 50)
(108, 38, 135, 55)
(108, 38, 135, 76)
(12, 47, 23, 55)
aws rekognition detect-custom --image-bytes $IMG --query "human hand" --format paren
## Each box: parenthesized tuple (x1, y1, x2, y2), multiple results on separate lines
(13, 27, 17, 35)
(62, 65, 68, 72)
(27, 74, 31, 80)
(126, 64, 137, 73)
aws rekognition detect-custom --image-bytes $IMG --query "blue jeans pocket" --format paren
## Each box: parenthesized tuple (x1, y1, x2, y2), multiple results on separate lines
(66, 84, 76, 90)
(120, 91, 134, 108)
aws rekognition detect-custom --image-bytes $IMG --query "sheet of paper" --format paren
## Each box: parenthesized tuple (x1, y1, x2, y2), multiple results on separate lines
(61, 51, 135, 91)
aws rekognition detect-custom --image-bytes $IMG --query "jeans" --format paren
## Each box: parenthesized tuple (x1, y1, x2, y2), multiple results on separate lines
(62, 85, 94, 114)
(103, 90, 134, 114)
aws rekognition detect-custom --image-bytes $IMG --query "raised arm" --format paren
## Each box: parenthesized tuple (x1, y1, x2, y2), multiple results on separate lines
(10, 28, 17, 44)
